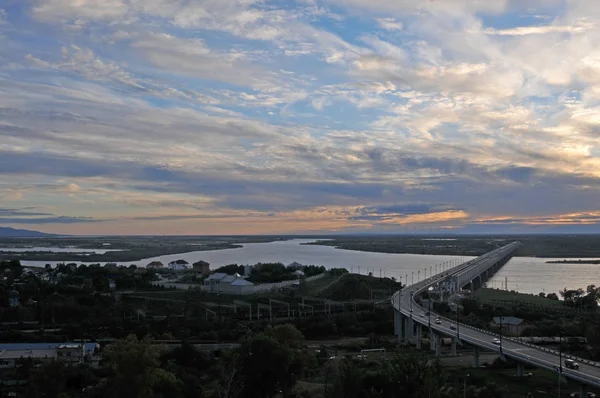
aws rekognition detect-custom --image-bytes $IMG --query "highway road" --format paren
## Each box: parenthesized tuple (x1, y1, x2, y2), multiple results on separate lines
(392, 244, 600, 389)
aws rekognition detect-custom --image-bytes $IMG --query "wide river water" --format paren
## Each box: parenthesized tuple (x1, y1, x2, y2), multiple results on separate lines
(15, 239, 598, 295)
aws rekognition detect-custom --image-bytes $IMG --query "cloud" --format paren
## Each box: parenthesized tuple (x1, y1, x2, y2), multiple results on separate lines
(484, 21, 596, 36)
(132, 33, 275, 88)
(1, 0, 600, 234)
(0, 208, 52, 217)
(0, 216, 100, 224)
(376, 18, 403, 31)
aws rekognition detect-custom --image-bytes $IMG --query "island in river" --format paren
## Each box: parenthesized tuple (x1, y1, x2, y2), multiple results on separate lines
(303, 234, 600, 258)
(546, 259, 600, 264)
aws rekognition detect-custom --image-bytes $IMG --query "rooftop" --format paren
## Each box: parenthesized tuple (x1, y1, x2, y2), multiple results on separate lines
(230, 279, 254, 286)
(0, 349, 56, 360)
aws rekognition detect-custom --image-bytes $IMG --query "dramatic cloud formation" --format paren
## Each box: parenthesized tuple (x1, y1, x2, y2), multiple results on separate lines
(1, 0, 600, 234)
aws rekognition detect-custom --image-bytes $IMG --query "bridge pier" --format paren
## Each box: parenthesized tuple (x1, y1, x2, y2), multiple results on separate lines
(580, 384, 588, 397)
(473, 346, 479, 368)
(416, 324, 422, 349)
(394, 311, 404, 342)
(517, 363, 524, 377)
(403, 317, 409, 343)
(451, 337, 457, 356)
(408, 317, 414, 340)
(435, 333, 441, 357)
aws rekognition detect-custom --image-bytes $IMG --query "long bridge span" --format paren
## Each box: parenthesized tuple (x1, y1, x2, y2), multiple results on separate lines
(392, 242, 600, 394)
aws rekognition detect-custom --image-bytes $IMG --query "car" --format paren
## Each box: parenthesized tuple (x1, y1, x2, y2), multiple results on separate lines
(420, 312, 426, 317)
(435, 319, 441, 325)
(565, 359, 579, 370)
(492, 338, 501, 345)
(450, 324, 456, 330)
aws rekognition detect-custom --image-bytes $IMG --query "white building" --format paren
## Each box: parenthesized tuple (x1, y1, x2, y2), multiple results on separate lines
(229, 279, 255, 295)
(204, 272, 228, 285)
(168, 260, 190, 271)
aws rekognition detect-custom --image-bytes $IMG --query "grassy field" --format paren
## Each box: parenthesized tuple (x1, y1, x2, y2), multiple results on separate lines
(472, 288, 564, 308)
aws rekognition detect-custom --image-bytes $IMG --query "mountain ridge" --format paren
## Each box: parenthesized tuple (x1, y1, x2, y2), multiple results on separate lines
(0, 227, 58, 237)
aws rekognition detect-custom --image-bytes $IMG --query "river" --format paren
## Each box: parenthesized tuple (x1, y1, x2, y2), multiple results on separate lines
(16, 239, 597, 295)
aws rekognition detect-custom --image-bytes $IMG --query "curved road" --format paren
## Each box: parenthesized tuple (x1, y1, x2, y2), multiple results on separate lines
(392, 245, 600, 389)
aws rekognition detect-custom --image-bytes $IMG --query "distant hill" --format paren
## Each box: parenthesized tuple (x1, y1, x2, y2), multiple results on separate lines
(0, 227, 57, 237)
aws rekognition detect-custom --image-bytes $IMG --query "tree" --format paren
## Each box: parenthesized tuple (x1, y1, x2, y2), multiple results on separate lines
(265, 324, 305, 349)
(100, 334, 181, 398)
(330, 359, 363, 398)
(547, 292, 559, 300)
(238, 333, 297, 398)
(215, 352, 243, 398)
(25, 359, 68, 398)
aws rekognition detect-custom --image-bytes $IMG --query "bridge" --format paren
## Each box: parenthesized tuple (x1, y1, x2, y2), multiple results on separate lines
(392, 242, 600, 394)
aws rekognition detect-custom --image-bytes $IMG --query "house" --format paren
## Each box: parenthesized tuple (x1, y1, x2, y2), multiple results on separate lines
(56, 344, 85, 364)
(193, 261, 210, 275)
(146, 261, 164, 269)
(229, 279, 255, 295)
(204, 273, 228, 285)
(221, 274, 238, 284)
(491, 316, 529, 336)
(168, 259, 190, 271)
(8, 291, 19, 307)
(293, 270, 305, 278)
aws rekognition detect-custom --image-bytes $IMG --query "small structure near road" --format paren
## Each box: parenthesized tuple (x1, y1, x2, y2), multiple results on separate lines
(490, 316, 529, 336)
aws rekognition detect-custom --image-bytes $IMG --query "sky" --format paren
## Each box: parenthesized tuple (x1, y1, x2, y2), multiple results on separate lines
(1, 0, 600, 235)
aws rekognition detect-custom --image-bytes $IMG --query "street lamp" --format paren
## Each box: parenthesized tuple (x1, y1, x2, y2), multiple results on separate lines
(499, 316, 503, 354)
(412, 272, 414, 285)
(456, 304, 460, 339)
(418, 270, 420, 282)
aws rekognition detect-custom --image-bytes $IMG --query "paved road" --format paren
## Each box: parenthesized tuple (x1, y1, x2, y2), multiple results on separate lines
(392, 244, 600, 389)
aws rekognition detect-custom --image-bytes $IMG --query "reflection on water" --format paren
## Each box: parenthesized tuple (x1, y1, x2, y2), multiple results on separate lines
(17, 239, 596, 295)
(488, 256, 600, 296)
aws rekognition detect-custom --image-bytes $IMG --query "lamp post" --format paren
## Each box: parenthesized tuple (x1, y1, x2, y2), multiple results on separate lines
(499, 316, 503, 354)
(558, 333, 562, 398)
(418, 270, 420, 282)
(412, 272, 414, 285)
(456, 304, 460, 339)
(428, 293, 431, 328)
